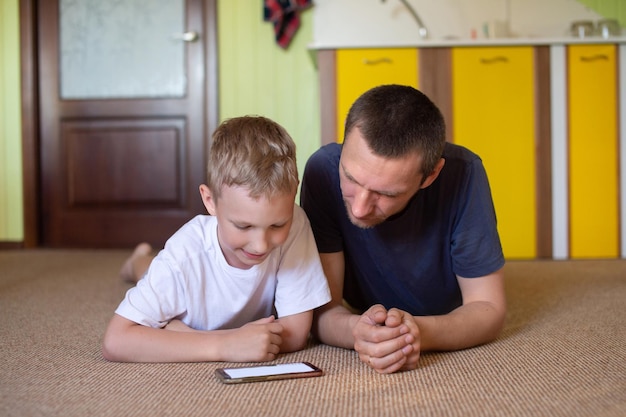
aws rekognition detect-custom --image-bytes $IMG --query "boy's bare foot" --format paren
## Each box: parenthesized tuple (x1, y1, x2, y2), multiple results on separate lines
(120, 243, 153, 283)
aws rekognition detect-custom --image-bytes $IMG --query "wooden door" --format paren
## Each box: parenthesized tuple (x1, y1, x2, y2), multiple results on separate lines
(37, 0, 216, 248)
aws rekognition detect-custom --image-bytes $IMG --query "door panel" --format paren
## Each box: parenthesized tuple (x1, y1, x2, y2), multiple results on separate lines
(63, 119, 185, 205)
(37, 0, 211, 248)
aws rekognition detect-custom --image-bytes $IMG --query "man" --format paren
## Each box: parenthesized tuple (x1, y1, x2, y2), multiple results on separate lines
(300, 84, 506, 374)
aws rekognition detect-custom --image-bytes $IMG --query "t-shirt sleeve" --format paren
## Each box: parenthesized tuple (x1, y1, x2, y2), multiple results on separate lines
(300, 146, 344, 254)
(114, 256, 187, 328)
(450, 157, 505, 278)
(273, 207, 331, 318)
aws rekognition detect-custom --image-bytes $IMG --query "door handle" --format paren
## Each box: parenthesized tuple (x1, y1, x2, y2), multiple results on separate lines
(173, 31, 199, 42)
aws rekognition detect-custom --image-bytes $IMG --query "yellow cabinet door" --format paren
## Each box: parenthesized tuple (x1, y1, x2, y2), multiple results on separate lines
(452, 47, 536, 259)
(336, 48, 418, 142)
(568, 45, 618, 258)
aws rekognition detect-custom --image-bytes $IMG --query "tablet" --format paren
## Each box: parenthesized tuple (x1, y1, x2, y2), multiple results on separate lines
(215, 361, 323, 384)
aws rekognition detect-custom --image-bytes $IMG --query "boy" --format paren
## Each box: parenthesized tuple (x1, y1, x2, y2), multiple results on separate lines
(102, 116, 331, 363)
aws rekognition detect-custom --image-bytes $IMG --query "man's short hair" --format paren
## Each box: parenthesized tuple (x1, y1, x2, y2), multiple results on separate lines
(344, 84, 446, 176)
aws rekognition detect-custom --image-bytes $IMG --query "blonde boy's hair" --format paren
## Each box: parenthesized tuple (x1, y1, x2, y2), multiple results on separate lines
(206, 116, 299, 200)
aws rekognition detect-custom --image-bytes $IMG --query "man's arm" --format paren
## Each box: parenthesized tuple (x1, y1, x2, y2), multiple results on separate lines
(311, 252, 356, 348)
(414, 269, 506, 351)
(363, 269, 506, 372)
(313, 252, 506, 374)
(312, 252, 410, 351)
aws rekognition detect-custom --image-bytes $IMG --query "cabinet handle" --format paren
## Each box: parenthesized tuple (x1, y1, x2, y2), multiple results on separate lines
(580, 54, 608, 62)
(480, 56, 509, 64)
(363, 58, 392, 65)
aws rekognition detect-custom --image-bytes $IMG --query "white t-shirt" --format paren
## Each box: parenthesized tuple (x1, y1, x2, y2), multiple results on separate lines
(115, 205, 331, 330)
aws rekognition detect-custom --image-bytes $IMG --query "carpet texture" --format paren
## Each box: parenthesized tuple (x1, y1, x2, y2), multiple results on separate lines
(0, 250, 624, 417)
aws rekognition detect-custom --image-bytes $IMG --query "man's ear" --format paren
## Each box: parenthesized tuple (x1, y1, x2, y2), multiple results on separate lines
(199, 184, 216, 215)
(420, 158, 446, 189)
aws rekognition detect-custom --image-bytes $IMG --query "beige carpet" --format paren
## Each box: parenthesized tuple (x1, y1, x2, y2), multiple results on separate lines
(0, 249, 624, 417)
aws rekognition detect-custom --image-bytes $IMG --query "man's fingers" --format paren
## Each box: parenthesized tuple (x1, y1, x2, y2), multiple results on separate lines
(385, 308, 405, 327)
(355, 331, 412, 359)
(367, 350, 408, 374)
(361, 304, 388, 325)
(354, 321, 408, 344)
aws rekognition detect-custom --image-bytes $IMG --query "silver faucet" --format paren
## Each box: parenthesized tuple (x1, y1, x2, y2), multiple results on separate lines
(382, 0, 428, 39)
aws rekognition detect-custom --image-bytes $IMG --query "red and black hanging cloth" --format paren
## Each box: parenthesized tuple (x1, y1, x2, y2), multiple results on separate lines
(263, 0, 313, 49)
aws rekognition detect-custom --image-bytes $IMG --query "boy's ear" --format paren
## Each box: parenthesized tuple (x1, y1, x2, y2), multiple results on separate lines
(199, 184, 216, 215)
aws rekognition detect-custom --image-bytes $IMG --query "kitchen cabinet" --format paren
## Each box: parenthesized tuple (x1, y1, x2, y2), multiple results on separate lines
(316, 41, 623, 260)
(335, 48, 419, 142)
(451, 46, 537, 259)
(567, 44, 619, 258)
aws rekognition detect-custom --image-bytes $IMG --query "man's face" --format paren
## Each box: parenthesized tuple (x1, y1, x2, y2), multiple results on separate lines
(338, 127, 425, 228)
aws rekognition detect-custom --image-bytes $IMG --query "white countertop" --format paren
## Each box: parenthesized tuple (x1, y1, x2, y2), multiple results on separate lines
(308, 36, 626, 50)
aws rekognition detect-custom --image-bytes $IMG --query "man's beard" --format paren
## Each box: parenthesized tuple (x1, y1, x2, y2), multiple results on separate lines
(343, 199, 385, 229)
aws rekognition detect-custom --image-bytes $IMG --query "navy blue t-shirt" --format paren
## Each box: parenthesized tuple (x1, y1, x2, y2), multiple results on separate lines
(300, 142, 504, 316)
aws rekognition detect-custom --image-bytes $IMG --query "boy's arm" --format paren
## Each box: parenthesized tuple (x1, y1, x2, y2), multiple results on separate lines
(101, 313, 283, 363)
(275, 311, 313, 352)
(165, 311, 313, 353)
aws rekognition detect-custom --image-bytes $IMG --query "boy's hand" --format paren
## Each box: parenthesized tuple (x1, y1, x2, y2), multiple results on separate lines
(223, 316, 284, 362)
(353, 305, 418, 374)
(164, 316, 283, 362)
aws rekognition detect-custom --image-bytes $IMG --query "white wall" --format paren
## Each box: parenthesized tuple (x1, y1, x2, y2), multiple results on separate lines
(312, 0, 605, 47)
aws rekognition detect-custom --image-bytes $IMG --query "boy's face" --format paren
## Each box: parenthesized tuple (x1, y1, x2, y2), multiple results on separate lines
(200, 184, 295, 269)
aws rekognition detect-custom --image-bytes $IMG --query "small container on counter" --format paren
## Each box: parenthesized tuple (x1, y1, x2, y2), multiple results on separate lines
(596, 19, 621, 39)
(570, 20, 594, 38)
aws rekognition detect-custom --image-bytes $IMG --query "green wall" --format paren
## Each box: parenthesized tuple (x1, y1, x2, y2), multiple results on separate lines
(217, 1, 320, 194)
(0, 0, 23, 242)
(578, 0, 626, 26)
(0, 0, 622, 243)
